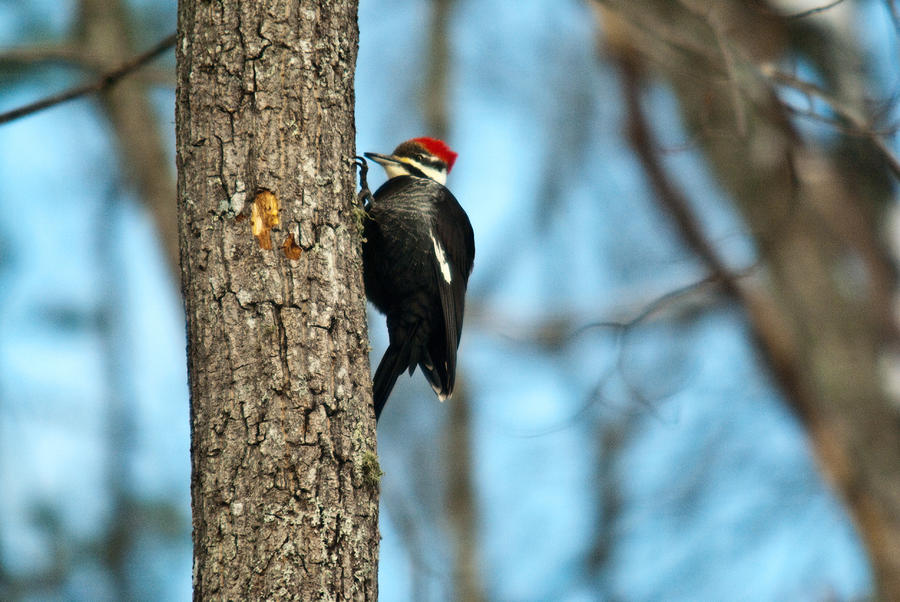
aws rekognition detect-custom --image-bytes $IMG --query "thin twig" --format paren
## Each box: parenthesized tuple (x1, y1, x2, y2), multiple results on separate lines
(620, 52, 742, 297)
(784, 0, 848, 19)
(673, 1, 748, 135)
(765, 67, 900, 179)
(575, 262, 759, 336)
(0, 45, 109, 70)
(713, 25, 747, 136)
(785, 104, 900, 137)
(0, 32, 175, 126)
(0, 45, 174, 86)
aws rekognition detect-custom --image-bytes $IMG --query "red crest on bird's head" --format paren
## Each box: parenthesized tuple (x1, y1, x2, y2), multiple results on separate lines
(412, 137, 458, 172)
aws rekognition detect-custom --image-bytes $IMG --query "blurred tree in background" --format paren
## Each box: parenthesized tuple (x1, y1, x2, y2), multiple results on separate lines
(1, 0, 898, 599)
(599, 1, 900, 597)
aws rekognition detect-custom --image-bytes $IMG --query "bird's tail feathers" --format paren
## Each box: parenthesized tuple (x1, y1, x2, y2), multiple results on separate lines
(419, 349, 452, 402)
(373, 344, 407, 421)
(373, 321, 424, 420)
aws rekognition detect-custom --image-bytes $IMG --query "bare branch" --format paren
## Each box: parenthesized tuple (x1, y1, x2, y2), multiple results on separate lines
(575, 269, 750, 336)
(619, 51, 743, 297)
(783, 0, 849, 19)
(784, 104, 900, 137)
(764, 66, 900, 179)
(0, 32, 175, 126)
(0, 45, 175, 86)
(0, 45, 110, 70)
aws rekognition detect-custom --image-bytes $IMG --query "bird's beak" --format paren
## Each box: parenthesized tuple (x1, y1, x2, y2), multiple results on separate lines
(365, 152, 413, 180)
(364, 152, 402, 167)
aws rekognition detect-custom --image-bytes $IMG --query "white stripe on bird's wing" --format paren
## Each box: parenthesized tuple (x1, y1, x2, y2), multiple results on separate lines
(430, 232, 452, 284)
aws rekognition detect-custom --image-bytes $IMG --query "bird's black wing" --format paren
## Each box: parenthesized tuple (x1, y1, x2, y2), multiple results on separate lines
(427, 187, 475, 397)
(364, 176, 435, 312)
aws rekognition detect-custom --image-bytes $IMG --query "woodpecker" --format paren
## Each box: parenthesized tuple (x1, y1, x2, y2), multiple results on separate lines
(358, 137, 475, 421)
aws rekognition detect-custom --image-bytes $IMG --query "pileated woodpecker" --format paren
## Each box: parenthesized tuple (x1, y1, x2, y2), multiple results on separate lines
(357, 137, 475, 421)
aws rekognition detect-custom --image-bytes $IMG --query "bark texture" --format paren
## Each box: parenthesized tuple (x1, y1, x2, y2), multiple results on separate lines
(176, 1, 378, 599)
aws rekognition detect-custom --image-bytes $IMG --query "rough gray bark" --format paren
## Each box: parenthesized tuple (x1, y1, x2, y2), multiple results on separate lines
(176, 1, 379, 599)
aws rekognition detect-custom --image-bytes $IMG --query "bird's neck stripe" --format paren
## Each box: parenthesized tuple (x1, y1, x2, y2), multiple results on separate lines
(397, 157, 447, 185)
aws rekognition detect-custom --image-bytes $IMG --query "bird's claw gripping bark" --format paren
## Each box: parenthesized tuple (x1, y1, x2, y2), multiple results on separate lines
(354, 156, 375, 207)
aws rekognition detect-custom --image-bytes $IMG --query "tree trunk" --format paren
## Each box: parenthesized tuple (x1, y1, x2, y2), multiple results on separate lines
(175, 1, 379, 599)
